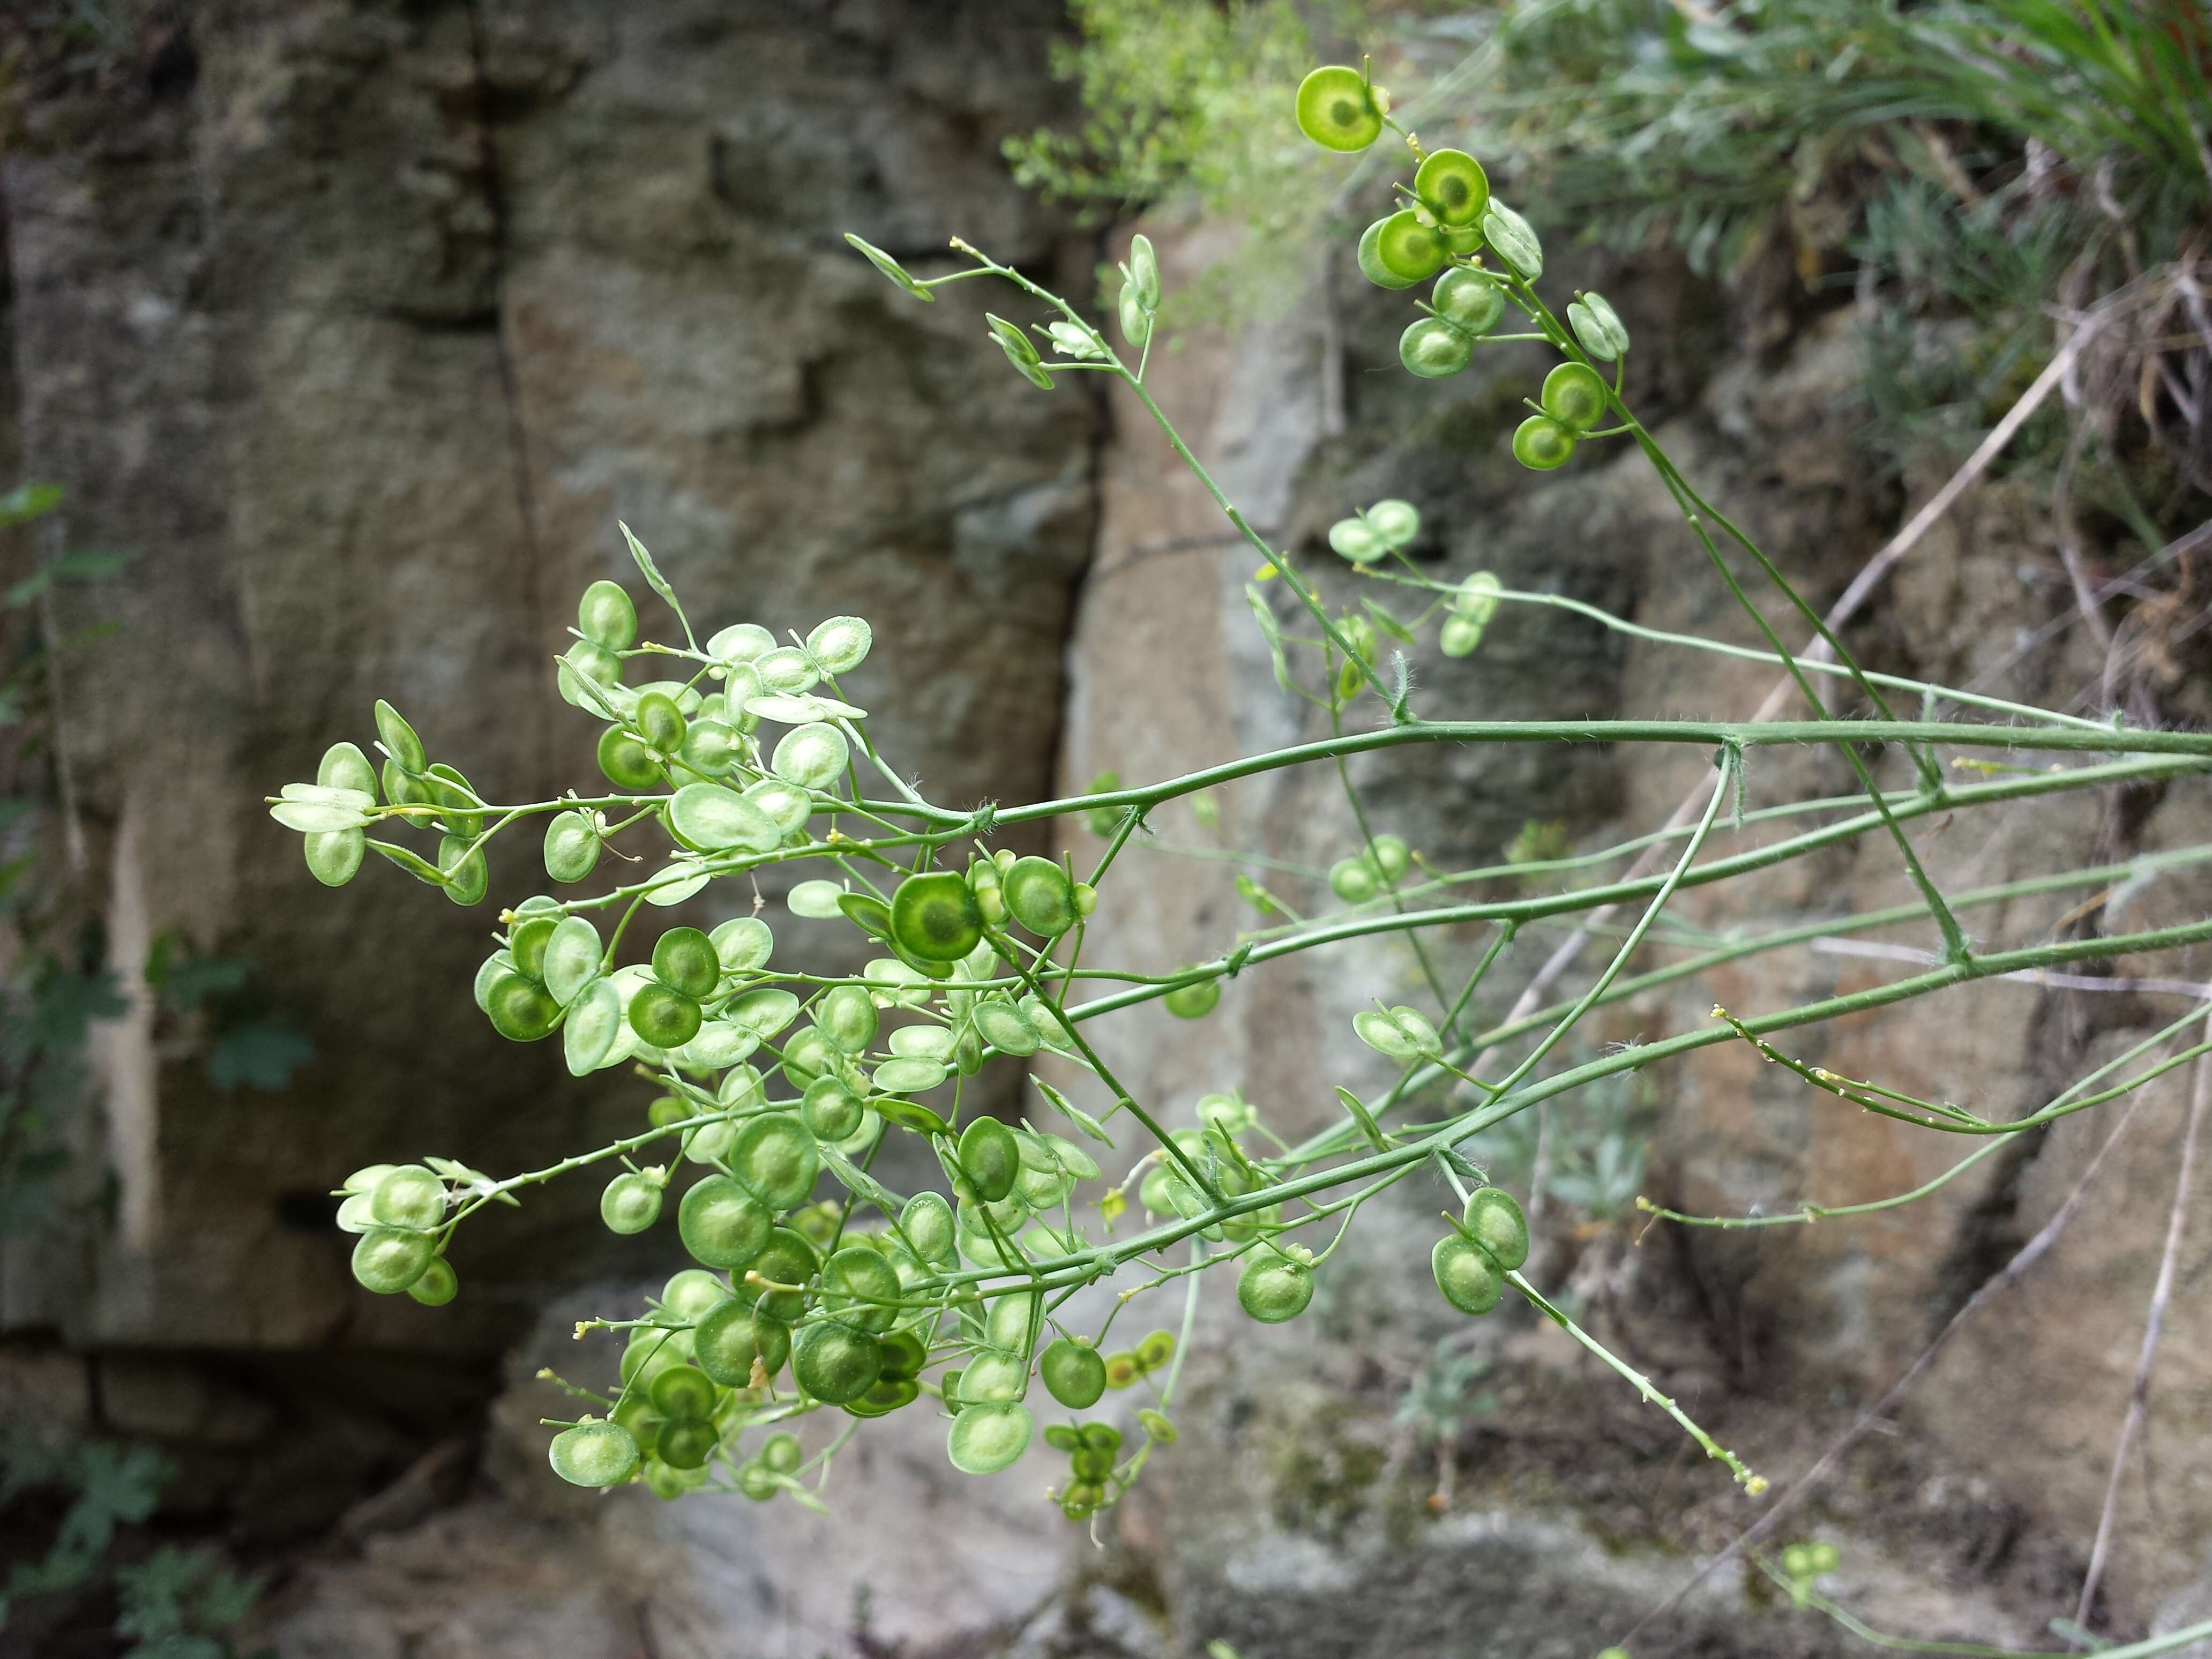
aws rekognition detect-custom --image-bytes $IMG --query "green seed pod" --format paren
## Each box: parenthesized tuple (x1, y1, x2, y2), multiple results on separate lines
(900, 1192, 958, 1267)
(1369, 833, 1411, 881)
(1481, 200, 1543, 278)
(734, 1226, 819, 1322)
(601, 1171, 664, 1234)
(820, 1245, 901, 1333)
(814, 984, 878, 1053)
(406, 1255, 459, 1306)
(1414, 147, 1490, 227)
(371, 1165, 446, 1230)
(1237, 1253, 1314, 1322)
(1134, 1328, 1176, 1372)
(891, 871, 984, 963)
(1355, 219, 1420, 290)
(972, 1000, 1040, 1059)
(678, 718, 742, 779)
(1102, 1351, 1142, 1389)
(318, 741, 379, 797)
(805, 615, 871, 676)
(1327, 516, 1387, 563)
(789, 881, 846, 922)
(1352, 1004, 1441, 1060)
(661, 1267, 730, 1322)
(549, 1419, 639, 1488)
(563, 977, 624, 1075)
(558, 638, 622, 708)
(597, 726, 662, 790)
(1454, 570, 1503, 624)
(750, 1431, 800, 1476)
(1071, 1445, 1115, 1481)
(655, 1416, 718, 1471)
(505, 916, 554, 984)
(649, 1364, 719, 1422)
(1040, 1339, 1107, 1409)
(352, 1227, 435, 1295)
(375, 700, 426, 775)
(633, 690, 687, 755)
(1329, 857, 1379, 902)
(1566, 290, 1630, 361)
(1432, 268, 1505, 335)
(778, 1026, 834, 1089)
(1002, 856, 1079, 937)
(578, 580, 639, 650)
(543, 810, 601, 884)
(1809, 1542, 1839, 1575)
(621, 1326, 695, 1389)
(1127, 233, 1161, 311)
(728, 988, 801, 1038)
(663, 784, 778, 856)
(1163, 975, 1220, 1019)
(843, 1377, 920, 1419)
(772, 722, 848, 790)
(1374, 209, 1448, 283)
(947, 1400, 1032, 1475)
(711, 916, 774, 975)
(873, 1328, 926, 1385)
(1462, 1186, 1529, 1271)
(438, 835, 488, 907)
(985, 1288, 1040, 1354)
(730, 1112, 820, 1212)
(958, 1117, 1021, 1203)
(304, 829, 366, 888)
(1432, 1233, 1505, 1315)
(1512, 414, 1576, 471)
(630, 982, 703, 1050)
(1542, 361, 1608, 432)
(1367, 500, 1421, 548)
(1118, 282, 1152, 349)
(694, 1301, 788, 1386)
(677, 1175, 771, 1270)
(960, 1351, 1026, 1403)
(1400, 317, 1471, 378)
(540, 916, 602, 1005)
(801, 1075, 864, 1142)
(793, 1320, 882, 1405)
(743, 778, 813, 835)
(649, 926, 719, 999)
(1294, 65, 1382, 152)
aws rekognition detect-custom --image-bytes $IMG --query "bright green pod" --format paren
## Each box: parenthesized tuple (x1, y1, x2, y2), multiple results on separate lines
(601, 1171, 664, 1234)
(1001, 856, 1078, 937)
(841, 1377, 920, 1419)
(1414, 147, 1490, 227)
(351, 1227, 434, 1295)
(1462, 1186, 1529, 1271)
(899, 1192, 958, 1267)
(437, 835, 488, 907)
(793, 1320, 882, 1405)
(374, 700, 425, 775)
(548, 1419, 639, 1488)
(677, 718, 741, 778)
(406, 1255, 458, 1306)
(620, 1326, 695, 1390)
(543, 810, 600, 884)
(734, 1227, 819, 1323)
(648, 1365, 718, 1423)
(972, 999, 1040, 1058)
(1134, 1329, 1176, 1372)
(371, 1164, 447, 1230)
(651, 926, 720, 999)
(1440, 615, 1483, 657)
(1163, 975, 1220, 1019)
(694, 1301, 789, 1386)
(958, 1117, 1020, 1203)
(771, 722, 848, 790)
(890, 870, 984, 963)
(1327, 516, 1386, 563)
(677, 1175, 771, 1270)
(814, 984, 877, 1054)
(483, 971, 558, 1041)
(634, 690, 687, 755)
(1432, 1233, 1505, 1315)
(1368, 834, 1411, 881)
(1400, 317, 1473, 379)
(947, 1400, 1032, 1475)
(1367, 500, 1420, 547)
(839, 895, 896, 946)
(629, 982, 703, 1050)
(1355, 219, 1419, 291)
(563, 976, 624, 1075)
(1432, 268, 1505, 335)
(778, 1026, 834, 1089)
(1541, 361, 1609, 432)
(1294, 65, 1382, 152)
(1374, 210, 1448, 282)
(711, 916, 775, 974)
(1512, 414, 1576, 471)
(802, 1074, 865, 1142)
(661, 1267, 730, 1322)
(597, 726, 662, 791)
(304, 829, 366, 887)
(578, 579, 638, 650)
(731, 1113, 820, 1212)
(819, 1245, 901, 1334)
(508, 915, 557, 983)
(1039, 1339, 1107, 1409)
(1237, 1254, 1314, 1323)
(424, 764, 484, 840)
(1127, 232, 1161, 310)
(875, 1328, 926, 1385)
(655, 1416, 718, 1471)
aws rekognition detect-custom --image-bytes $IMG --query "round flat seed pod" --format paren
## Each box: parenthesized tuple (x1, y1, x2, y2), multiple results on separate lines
(708, 622, 775, 662)
(754, 646, 819, 694)
(727, 988, 800, 1037)
(543, 810, 601, 883)
(1432, 268, 1506, 334)
(661, 1268, 730, 1321)
(1374, 210, 1448, 282)
(771, 722, 848, 790)
(621, 1327, 694, 1390)
(508, 916, 557, 982)
(793, 1320, 881, 1405)
(678, 718, 741, 778)
(1356, 218, 1419, 290)
(890, 1025, 956, 1062)
(597, 727, 661, 790)
(1237, 1254, 1314, 1323)
(630, 983, 703, 1050)
(372, 1165, 446, 1230)
(563, 976, 624, 1075)
(711, 916, 775, 974)
(1462, 1186, 1529, 1270)
(890, 871, 983, 963)
(743, 778, 814, 835)
(1001, 856, 1079, 937)
(578, 580, 638, 650)
(484, 970, 559, 1042)
(1482, 200, 1543, 278)
(679, 1020, 759, 1070)
(678, 1176, 771, 1270)
(1400, 317, 1473, 379)
(802, 1076, 864, 1142)
(806, 616, 871, 675)
(407, 1256, 459, 1306)
(947, 1401, 1032, 1475)
(783, 880, 839, 920)
(971, 999, 1040, 1057)
(819, 1245, 901, 1333)
(634, 690, 686, 754)
(655, 1416, 718, 1470)
(1040, 1340, 1106, 1408)
(1163, 976, 1220, 1019)
(985, 1288, 1040, 1354)
(667, 783, 780, 854)
(900, 1192, 957, 1266)
(652, 927, 720, 999)
(318, 741, 379, 796)
(1432, 1234, 1505, 1315)
(694, 1301, 788, 1386)
(737, 1227, 820, 1323)
(305, 829, 366, 887)
(438, 835, 489, 907)
(1414, 147, 1490, 226)
(558, 639, 622, 708)
(1541, 361, 1609, 431)
(731, 1113, 820, 1212)
(959, 1352, 1026, 1403)
(352, 1227, 434, 1295)
(1512, 415, 1576, 471)
(814, 984, 878, 1053)
(549, 1420, 639, 1488)
(601, 1172, 663, 1234)
(1295, 64, 1382, 151)
(541, 916, 603, 1006)
(958, 1117, 1020, 1202)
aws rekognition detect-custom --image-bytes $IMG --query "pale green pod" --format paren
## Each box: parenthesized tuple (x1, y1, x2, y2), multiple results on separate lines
(564, 976, 625, 1075)
(889, 1025, 957, 1062)
(541, 916, 603, 1006)
(668, 783, 780, 854)
(544, 811, 601, 884)
(1440, 614, 1486, 657)
(1482, 200, 1543, 278)
(806, 616, 871, 675)
(754, 646, 819, 694)
(642, 861, 712, 907)
(727, 988, 801, 1037)
(679, 1019, 760, 1070)
(744, 779, 814, 836)
(947, 1401, 1032, 1475)
(317, 741, 379, 797)
(772, 723, 849, 790)
(305, 829, 366, 887)
(815, 983, 878, 1053)
(787, 880, 845, 920)
(711, 916, 775, 974)
(971, 999, 1040, 1057)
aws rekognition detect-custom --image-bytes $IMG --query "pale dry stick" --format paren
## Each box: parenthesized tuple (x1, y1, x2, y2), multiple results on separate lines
(1616, 1078, 2161, 1648)
(2075, 1011, 2212, 1627)
(1464, 305, 2113, 1087)
(1811, 936, 2212, 1000)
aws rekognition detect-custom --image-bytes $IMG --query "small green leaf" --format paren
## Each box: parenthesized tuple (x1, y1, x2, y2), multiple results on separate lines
(843, 233, 935, 302)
